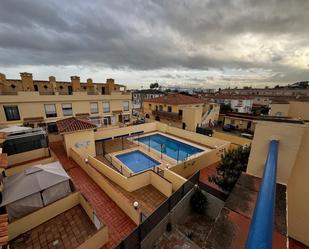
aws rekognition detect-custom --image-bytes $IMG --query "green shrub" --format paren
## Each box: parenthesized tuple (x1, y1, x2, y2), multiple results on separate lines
(190, 187, 207, 214)
(209, 145, 251, 192)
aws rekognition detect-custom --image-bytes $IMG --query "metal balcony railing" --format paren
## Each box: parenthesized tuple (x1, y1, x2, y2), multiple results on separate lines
(245, 140, 279, 249)
(152, 110, 182, 120)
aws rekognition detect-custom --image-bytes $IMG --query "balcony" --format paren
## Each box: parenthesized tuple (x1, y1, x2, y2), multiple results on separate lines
(152, 110, 182, 121)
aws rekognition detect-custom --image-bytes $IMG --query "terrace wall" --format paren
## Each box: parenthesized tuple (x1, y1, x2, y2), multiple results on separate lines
(70, 148, 141, 225)
(6, 156, 54, 176)
(8, 192, 108, 248)
(213, 131, 252, 149)
(94, 122, 157, 141)
(156, 122, 229, 148)
(7, 147, 50, 166)
(63, 130, 96, 157)
(163, 169, 187, 191)
(87, 155, 173, 197)
(169, 148, 226, 178)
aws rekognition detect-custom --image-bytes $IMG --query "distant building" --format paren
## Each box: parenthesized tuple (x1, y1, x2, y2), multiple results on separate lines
(132, 89, 164, 113)
(0, 72, 132, 130)
(219, 85, 309, 98)
(269, 100, 309, 120)
(202, 95, 254, 113)
(143, 93, 220, 131)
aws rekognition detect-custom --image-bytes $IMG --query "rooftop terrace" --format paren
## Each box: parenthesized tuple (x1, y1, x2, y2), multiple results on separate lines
(11, 205, 96, 249)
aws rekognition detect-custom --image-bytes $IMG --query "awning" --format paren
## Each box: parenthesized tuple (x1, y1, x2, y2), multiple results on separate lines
(112, 110, 122, 114)
(23, 117, 45, 123)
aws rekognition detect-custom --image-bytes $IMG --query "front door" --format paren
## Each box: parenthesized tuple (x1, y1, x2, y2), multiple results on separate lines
(111, 116, 116, 125)
(68, 86, 73, 95)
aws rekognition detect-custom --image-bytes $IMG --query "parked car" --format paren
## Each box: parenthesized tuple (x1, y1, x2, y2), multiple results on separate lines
(133, 117, 145, 125)
(222, 124, 236, 132)
(240, 133, 254, 139)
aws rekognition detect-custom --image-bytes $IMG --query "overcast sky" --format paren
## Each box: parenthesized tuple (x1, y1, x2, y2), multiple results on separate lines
(0, 0, 308, 89)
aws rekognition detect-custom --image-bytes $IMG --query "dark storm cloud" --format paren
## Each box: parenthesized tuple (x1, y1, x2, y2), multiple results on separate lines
(0, 0, 308, 84)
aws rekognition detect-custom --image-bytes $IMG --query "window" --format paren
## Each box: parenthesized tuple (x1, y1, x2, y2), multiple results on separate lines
(103, 102, 110, 113)
(4, 106, 20, 121)
(123, 101, 129, 111)
(90, 102, 99, 114)
(168, 106, 172, 112)
(159, 105, 163, 111)
(62, 103, 73, 116)
(45, 104, 57, 118)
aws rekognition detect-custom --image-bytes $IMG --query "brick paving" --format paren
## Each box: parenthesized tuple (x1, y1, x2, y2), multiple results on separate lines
(12, 205, 96, 249)
(49, 141, 136, 249)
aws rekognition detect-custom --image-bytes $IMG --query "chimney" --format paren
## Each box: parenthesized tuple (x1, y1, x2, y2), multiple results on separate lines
(49, 76, 57, 92)
(20, 72, 34, 91)
(86, 78, 94, 92)
(0, 73, 6, 94)
(87, 78, 93, 85)
(70, 75, 81, 92)
(106, 78, 115, 94)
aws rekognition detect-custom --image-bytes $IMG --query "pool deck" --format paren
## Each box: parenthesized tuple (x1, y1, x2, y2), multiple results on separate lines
(130, 131, 211, 162)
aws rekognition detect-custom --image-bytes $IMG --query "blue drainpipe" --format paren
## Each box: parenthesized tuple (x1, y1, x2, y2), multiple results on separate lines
(245, 140, 279, 249)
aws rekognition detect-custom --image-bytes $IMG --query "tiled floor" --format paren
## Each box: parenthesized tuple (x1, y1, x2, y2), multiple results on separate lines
(154, 229, 200, 249)
(50, 142, 136, 249)
(11, 205, 96, 249)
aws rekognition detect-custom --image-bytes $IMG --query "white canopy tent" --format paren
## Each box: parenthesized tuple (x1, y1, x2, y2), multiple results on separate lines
(0, 126, 32, 134)
(0, 161, 71, 220)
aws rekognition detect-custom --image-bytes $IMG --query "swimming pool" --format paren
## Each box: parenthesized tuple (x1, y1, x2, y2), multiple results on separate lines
(116, 150, 160, 173)
(136, 133, 203, 161)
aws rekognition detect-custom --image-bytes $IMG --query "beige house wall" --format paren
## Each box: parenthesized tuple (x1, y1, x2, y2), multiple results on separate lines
(288, 102, 309, 120)
(143, 102, 205, 132)
(182, 107, 203, 131)
(223, 117, 253, 131)
(63, 130, 96, 157)
(246, 121, 309, 246)
(269, 103, 290, 117)
(287, 125, 309, 246)
(0, 91, 132, 127)
(269, 102, 309, 120)
(246, 122, 304, 184)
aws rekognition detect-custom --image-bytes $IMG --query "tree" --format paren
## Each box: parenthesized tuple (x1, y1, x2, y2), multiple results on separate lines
(150, 82, 159, 89)
(209, 145, 251, 192)
(220, 103, 233, 114)
(190, 187, 207, 214)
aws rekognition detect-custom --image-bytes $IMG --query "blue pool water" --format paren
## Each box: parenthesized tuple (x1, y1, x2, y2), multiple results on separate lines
(116, 150, 160, 173)
(136, 134, 203, 161)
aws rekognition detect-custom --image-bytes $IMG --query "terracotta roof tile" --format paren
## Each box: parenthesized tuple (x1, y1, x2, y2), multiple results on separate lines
(0, 153, 8, 169)
(145, 93, 205, 105)
(0, 214, 8, 246)
(56, 117, 97, 133)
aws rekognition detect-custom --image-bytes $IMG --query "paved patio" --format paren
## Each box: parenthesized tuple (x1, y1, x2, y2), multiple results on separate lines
(11, 205, 96, 249)
(49, 142, 136, 249)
